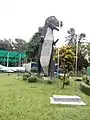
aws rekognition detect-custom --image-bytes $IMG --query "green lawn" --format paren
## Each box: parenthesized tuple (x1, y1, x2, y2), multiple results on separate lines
(0, 74, 90, 120)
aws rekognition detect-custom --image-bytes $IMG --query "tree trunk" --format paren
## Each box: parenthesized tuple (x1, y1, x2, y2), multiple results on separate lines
(62, 67, 66, 89)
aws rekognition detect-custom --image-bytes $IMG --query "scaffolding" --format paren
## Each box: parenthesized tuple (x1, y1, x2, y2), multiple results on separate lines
(0, 50, 27, 67)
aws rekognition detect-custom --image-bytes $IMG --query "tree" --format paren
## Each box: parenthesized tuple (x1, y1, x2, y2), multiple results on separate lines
(65, 28, 77, 46)
(0, 39, 13, 51)
(26, 31, 41, 62)
(65, 28, 89, 71)
(55, 46, 75, 88)
(65, 28, 86, 47)
(0, 38, 28, 53)
(12, 38, 28, 52)
(77, 52, 88, 71)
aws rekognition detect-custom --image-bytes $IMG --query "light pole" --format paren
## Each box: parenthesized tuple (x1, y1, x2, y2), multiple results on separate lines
(58, 47, 59, 73)
(75, 34, 79, 93)
(7, 52, 9, 67)
(76, 34, 79, 77)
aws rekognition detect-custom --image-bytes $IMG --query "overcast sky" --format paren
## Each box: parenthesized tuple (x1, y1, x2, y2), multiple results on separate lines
(0, 0, 90, 47)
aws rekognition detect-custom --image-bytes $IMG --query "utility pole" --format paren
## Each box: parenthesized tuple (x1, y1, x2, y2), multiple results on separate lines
(7, 52, 9, 67)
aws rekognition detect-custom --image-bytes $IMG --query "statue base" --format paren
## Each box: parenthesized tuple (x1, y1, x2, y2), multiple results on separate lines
(50, 95, 86, 105)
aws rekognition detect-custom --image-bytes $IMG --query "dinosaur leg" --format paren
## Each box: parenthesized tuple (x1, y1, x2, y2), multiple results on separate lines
(49, 58, 55, 77)
(49, 48, 55, 78)
(37, 59, 41, 77)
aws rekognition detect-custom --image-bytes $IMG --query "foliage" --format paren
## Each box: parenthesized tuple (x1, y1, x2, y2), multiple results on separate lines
(65, 28, 86, 47)
(82, 75, 90, 85)
(77, 52, 89, 71)
(75, 77, 82, 81)
(23, 73, 30, 78)
(65, 28, 77, 46)
(80, 82, 90, 95)
(65, 28, 89, 71)
(0, 39, 13, 51)
(23, 76, 27, 81)
(27, 76, 37, 83)
(60, 46, 75, 88)
(64, 80, 70, 85)
(69, 71, 75, 76)
(0, 38, 28, 53)
(59, 46, 75, 72)
(22, 73, 30, 81)
(12, 38, 28, 52)
(26, 31, 41, 62)
(47, 80, 53, 84)
(30, 67, 38, 73)
(54, 46, 75, 88)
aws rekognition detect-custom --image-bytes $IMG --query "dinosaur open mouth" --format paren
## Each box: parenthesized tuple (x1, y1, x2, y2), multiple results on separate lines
(54, 24, 59, 31)
(59, 21, 63, 27)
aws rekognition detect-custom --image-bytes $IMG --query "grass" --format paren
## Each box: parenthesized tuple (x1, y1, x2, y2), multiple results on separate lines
(0, 73, 90, 120)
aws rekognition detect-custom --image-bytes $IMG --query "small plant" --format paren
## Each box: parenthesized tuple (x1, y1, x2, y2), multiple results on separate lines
(31, 67, 38, 73)
(22, 73, 30, 81)
(60, 76, 64, 80)
(28, 76, 37, 83)
(80, 82, 90, 95)
(64, 76, 70, 85)
(82, 75, 90, 85)
(64, 80, 70, 85)
(23, 76, 27, 81)
(23, 73, 30, 78)
(75, 77, 82, 81)
(47, 80, 53, 84)
(69, 71, 75, 76)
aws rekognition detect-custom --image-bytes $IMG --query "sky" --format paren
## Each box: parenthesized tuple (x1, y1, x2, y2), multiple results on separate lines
(0, 0, 90, 47)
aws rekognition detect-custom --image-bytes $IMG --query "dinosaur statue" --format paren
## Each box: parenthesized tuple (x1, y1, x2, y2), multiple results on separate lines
(37, 16, 63, 76)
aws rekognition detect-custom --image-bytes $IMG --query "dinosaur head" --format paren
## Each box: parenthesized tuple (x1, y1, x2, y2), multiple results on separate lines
(45, 16, 63, 31)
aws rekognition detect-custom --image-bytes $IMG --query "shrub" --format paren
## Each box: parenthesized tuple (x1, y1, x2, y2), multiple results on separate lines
(82, 76, 90, 85)
(23, 76, 27, 81)
(64, 80, 70, 85)
(23, 73, 30, 78)
(82, 75, 87, 81)
(59, 76, 64, 80)
(75, 77, 82, 81)
(22, 73, 30, 81)
(27, 76, 37, 83)
(47, 80, 53, 84)
(31, 67, 38, 73)
(80, 82, 90, 95)
(69, 71, 75, 76)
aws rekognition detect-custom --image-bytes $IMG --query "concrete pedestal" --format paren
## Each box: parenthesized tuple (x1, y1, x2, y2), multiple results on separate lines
(50, 95, 86, 105)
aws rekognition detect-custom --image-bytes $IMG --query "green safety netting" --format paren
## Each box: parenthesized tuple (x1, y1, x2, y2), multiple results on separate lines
(0, 50, 27, 63)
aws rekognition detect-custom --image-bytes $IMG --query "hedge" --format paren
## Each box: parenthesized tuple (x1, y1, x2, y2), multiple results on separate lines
(27, 76, 37, 83)
(80, 82, 90, 95)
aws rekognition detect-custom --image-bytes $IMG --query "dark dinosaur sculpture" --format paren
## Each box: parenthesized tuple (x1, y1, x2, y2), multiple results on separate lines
(37, 16, 63, 76)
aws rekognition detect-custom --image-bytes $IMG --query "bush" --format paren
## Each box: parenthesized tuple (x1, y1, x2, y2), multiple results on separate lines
(64, 80, 70, 85)
(23, 73, 30, 78)
(31, 67, 37, 73)
(59, 76, 64, 80)
(23, 76, 27, 81)
(75, 77, 82, 81)
(47, 80, 53, 84)
(22, 73, 30, 81)
(27, 76, 37, 83)
(69, 71, 75, 76)
(80, 82, 90, 95)
(82, 75, 90, 85)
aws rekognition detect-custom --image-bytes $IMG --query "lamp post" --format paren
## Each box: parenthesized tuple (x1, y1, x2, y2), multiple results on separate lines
(76, 34, 79, 77)
(58, 47, 59, 73)
(75, 34, 79, 93)
(7, 52, 9, 67)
